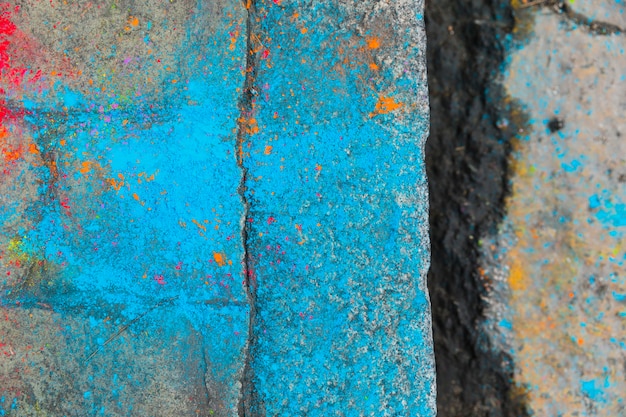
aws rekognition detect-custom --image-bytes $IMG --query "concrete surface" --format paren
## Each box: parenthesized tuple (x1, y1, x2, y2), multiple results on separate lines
(481, 3, 626, 415)
(1, 1, 250, 415)
(0, 0, 434, 415)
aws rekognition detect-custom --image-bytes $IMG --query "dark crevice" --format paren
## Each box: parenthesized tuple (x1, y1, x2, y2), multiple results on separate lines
(200, 346, 213, 410)
(525, 0, 624, 35)
(237, 0, 261, 416)
(425, 0, 530, 416)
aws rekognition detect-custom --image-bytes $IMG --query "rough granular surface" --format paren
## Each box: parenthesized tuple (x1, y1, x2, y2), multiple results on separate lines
(0, 0, 434, 415)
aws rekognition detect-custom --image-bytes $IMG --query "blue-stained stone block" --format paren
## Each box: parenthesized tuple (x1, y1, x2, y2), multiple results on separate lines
(242, 1, 435, 415)
(0, 0, 433, 415)
(0, 1, 249, 415)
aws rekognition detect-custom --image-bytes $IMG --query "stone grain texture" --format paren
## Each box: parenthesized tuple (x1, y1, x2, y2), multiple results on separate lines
(241, 0, 434, 415)
(0, 0, 435, 416)
(481, 2, 626, 416)
(0, 1, 249, 415)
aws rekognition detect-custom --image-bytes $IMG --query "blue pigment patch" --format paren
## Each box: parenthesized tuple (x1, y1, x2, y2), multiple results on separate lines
(562, 159, 583, 172)
(499, 319, 513, 330)
(613, 292, 626, 302)
(0, 1, 250, 414)
(243, 0, 434, 415)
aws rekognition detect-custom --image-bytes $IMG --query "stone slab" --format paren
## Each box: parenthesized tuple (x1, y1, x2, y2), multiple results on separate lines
(0, 1, 249, 415)
(481, 8, 626, 415)
(242, 1, 435, 415)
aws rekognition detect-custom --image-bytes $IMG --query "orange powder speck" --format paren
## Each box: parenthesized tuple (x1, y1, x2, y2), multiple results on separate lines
(577, 338, 584, 345)
(129, 17, 139, 27)
(192, 219, 207, 232)
(2, 147, 22, 162)
(0, 126, 8, 139)
(132, 193, 140, 201)
(264, 145, 273, 155)
(300, 27, 308, 34)
(370, 96, 403, 117)
(108, 178, 124, 191)
(367, 37, 381, 49)
(213, 252, 226, 267)
(369, 62, 379, 71)
(28, 143, 39, 154)
(240, 117, 259, 135)
(79, 161, 92, 174)
(229, 29, 240, 52)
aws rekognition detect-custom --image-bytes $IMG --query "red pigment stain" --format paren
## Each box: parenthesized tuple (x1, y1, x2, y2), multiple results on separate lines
(0, 5, 47, 90)
(153, 274, 166, 285)
(0, 5, 18, 78)
(60, 197, 71, 214)
(0, 5, 49, 166)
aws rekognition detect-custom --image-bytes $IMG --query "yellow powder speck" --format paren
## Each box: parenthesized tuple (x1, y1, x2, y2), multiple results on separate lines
(508, 260, 526, 291)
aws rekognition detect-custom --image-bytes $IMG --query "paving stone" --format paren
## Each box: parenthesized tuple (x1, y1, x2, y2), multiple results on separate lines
(241, 1, 434, 415)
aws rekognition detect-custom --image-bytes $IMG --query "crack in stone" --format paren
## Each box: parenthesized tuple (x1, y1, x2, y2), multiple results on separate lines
(236, 0, 261, 415)
(200, 346, 213, 408)
(526, 0, 625, 35)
